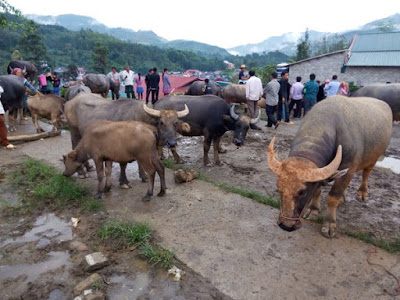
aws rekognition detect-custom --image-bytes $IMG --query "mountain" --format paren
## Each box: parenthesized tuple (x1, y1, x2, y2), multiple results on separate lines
(26, 14, 230, 57)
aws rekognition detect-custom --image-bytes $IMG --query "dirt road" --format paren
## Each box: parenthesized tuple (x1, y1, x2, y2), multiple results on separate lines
(1, 119, 400, 299)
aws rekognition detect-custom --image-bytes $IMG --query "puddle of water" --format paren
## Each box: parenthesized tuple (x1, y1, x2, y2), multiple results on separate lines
(0, 251, 71, 282)
(1, 213, 72, 247)
(108, 273, 150, 300)
(375, 156, 400, 174)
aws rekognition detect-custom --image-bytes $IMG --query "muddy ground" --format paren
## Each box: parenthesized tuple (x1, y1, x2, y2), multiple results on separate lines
(1, 116, 400, 300)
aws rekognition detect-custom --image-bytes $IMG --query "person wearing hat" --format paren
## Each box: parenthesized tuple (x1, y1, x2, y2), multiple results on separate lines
(238, 64, 249, 84)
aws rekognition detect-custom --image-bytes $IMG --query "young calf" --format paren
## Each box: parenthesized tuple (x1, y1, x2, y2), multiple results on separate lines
(62, 120, 166, 201)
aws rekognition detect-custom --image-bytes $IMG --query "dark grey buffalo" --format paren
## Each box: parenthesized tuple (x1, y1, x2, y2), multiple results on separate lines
(7, 60, 37, 82)
(154, 95, 260, 166)
(351, 83, 400, 121)
(65, 84, 91, 100)
(268, 96, 392, 238)
(186, 80, 222, 96)
(0, 75, 26, 131)
(64, 93, 190, 185)
(82, 74, 110, 98)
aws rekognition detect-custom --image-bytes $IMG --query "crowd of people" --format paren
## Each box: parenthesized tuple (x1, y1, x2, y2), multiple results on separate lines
(243, 64, 350, 130)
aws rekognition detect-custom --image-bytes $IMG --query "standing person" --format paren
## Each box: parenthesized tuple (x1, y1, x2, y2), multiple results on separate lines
(325, 75, 340, 97)
(277, 71, 293, 125)
(289, 76, 303, 119)
(303, 73, 319, 115)
(135, 73, 145, 100)
(149, 67, 160, 105)
(238, 64, 249, 84)
(41, 67, 54, 94)
(162, 68, 171, 97)
(0, 86, 16, 149)
(202, 79, 213, 94)
(316, 80, 325, 102)
(245, 70, 263, 130)
(12, 68, 38, 120)
(145, 68, 153, 104)
(53, 74, 60, 96)
(339, 81, 349, 96)
(264, 71, 281, 129)
(107, 67, 120, 100)
(120, 66, 135, 99)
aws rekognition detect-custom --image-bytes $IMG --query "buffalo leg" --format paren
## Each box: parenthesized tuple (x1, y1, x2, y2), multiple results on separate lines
(303, 186, 322, 220)
(94, 160, 105, 198)
(33, 113, 44, 133)
(170, 146, 184, 163)
(50, 112, 58, 132)
(8, 111, 17, 132)
(18, 108, 25, 125)
(203, 132, 213, 166)
(119, 162, 130, 188)
(212, 136, 222, 165)
(104, 160, 113, 192)
(322, 169, 356, 238)
(357, 165, 374, 201)
(153, 152, 166, 197)
(140, 160, 156, 202)
(138, 163, 148, 182)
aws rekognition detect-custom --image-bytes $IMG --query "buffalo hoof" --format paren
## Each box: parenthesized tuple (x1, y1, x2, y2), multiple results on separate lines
(157, 190, 166, 197)
(95, 192, 103, 199)
(104, 185, 112, 192)
(86, 166, 95, 172)
(356, 190, 368, 202)
(321, 222, 337, 238)
(9, 127, 17, 132)
(120, 184, 130, 189)
(141, 177, 148, 182)
(78, 173, 89, 179)
(303, 208, 321, 221)
(215, 160, 223, 166)
(142, 194, 152, 202)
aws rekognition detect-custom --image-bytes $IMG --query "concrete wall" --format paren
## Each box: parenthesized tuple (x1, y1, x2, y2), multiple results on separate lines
(288, 52, 400, 86)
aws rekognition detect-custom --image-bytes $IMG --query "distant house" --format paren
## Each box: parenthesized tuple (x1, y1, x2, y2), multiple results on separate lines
(288, 32, 400, 86)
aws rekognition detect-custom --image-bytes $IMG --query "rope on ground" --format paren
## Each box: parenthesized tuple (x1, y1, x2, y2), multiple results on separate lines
(367, 246, 400, 296)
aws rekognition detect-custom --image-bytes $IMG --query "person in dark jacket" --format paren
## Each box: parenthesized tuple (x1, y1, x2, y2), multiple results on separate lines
(145, 69, 153, 104)
(277, 71, 293, 124)
(303, 73, 319, 114)
(202, 79, 213, 94)
(149, 67, 160, 105)
(316, 80, 325, 102)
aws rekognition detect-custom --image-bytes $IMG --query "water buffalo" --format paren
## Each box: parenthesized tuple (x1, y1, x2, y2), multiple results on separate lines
(351, 83, 400, 121)
(65, 84, 91, 101)
(185, 80, 222, 96)
(27, 93, 65, 133)
(82, 74, 110, 98)
(154, 95, 260, 166)
(0, 75, 26, 131)
(64, 93, 190, 184)
(221, 83, 266, 108)
(267, 96, 392, 238)
(7, 60, 37, 82)
(63, 120, 165, 201)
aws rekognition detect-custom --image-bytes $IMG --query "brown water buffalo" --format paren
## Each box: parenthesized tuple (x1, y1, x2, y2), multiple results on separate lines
(154, 95, 260, 166)
(64, 93, 189, 184)
(185, 80, 222, 96)
(63, 120, 165, 201)
(82, 74, 110, 98)
(221, 83, 265, 108)
(351, 83, 400, 121)
(267, 96, 392, 238)
(27, 93, 65, 133)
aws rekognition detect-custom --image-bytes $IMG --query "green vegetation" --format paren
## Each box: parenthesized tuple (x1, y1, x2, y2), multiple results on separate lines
(344, 231, 400, 255)
(162, 158, 280, 209)
(99, 219, 174, 268)
(9, 158, 102, 212)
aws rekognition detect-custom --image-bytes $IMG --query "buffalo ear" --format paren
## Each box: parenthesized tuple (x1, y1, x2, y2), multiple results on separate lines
(325, 168, 348, 182)
(223, 115, 234, 124)
(181, 122, 191, 133)
(62, 155, 66, 162)
(67, 150, 78, 161)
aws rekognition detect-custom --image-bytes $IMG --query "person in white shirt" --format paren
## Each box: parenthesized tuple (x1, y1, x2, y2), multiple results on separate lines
(289, 76, 304, 118)
(245, 70, 263, 130)
(120, 66, 136, 99)
(107, 67, 120, 100)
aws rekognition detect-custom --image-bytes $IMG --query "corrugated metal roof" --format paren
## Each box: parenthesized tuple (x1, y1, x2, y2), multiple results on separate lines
(345, 51, 400, 66)
(352, 32, 400, 52)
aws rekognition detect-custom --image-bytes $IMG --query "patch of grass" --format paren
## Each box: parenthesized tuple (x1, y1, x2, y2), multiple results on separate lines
(99, 220, 174, 268)
(344, 231, 400, 255)
(9, 158, 98, 212)
(163, 159, 280, 209)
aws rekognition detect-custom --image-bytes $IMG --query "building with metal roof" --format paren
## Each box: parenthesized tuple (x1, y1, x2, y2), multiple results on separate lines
(287, 32, 400, 86)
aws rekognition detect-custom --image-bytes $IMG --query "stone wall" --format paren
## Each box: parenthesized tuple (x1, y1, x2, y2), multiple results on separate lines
(288, 52, 400, 86)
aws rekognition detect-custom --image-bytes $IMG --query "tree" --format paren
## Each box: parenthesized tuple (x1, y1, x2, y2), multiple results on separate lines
(296, 29, 311, 61)
(90, 41, 108, 73)
(0, 0, 21, 29)
(377, 20, 395, 32)
(254, 65, 277, 84)
(18, 20, 48, 67)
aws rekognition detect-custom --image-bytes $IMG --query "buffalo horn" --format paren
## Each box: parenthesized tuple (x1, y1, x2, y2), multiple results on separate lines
(22, 67, 27, 75)
(176, 104, 189, 118)
(299, 145, 343, 182)
(250, 109, 261, 124)
(267, 137, 282, 174)
(230, 104, 239, 120)
(143, 103, 161, 117)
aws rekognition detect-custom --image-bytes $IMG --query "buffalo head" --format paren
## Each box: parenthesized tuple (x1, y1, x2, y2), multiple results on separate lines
(228, 104, 260, 146)
(143, 104, 190, 147)
(62, 150, 83, 177)
(267, 137, 347, 232)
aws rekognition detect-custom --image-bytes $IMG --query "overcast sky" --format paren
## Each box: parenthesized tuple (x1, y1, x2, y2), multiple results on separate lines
(7, 0, 400, 49)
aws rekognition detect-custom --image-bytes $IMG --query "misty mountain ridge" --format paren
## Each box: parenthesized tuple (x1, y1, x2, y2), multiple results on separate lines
(26, 13, 400, 57)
